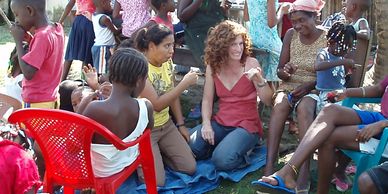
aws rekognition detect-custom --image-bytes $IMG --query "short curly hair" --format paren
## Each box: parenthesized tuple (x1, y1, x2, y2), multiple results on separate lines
(204, 20, 252, 75)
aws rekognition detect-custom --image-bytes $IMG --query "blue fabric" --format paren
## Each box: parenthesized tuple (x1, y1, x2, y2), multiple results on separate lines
(247, 0, 282, 81)
(316, 48, 346, 91)
(356, 109, 387, 139)
(189, 121, 259, 171)
(135, 145, 267, 194)
(252, 175, 296, 194)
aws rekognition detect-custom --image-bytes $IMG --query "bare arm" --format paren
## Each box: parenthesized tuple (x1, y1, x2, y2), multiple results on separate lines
(100, 15, 122, 35)
(177, 0, 203, 22)
(112, 0, 122, 19)
(277, 28, 293, 81)
(267, 0, 277, 28)
(344, 82, 384, 98)
(140, 71, 198, 112)
(144, 99, 154, 130)
(245, 57, 274, 105)
(314, 53, 355, 71)
(58, 0, 76, 24)
(201, 65, 215, 127)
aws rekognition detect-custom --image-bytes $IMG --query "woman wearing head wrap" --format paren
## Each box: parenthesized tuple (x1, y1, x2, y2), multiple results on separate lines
(259, 0, 327, 193)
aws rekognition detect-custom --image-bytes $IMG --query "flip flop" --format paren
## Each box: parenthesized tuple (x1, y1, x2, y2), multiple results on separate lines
(252, 175, 296, 194)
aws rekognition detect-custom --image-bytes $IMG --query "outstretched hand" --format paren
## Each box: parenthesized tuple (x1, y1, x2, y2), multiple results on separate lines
(82, 64, 99, 90)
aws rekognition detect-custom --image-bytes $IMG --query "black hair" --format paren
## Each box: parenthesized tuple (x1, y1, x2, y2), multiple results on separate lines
(108, 48, 148, 87)
(59, 80, 86, 112)
(151, 0, 168, 10)
(12, 0, 46, 12)
(327, 22, 357, 54)
(134, 24, 173, 52)
(117, 38, 134, 49)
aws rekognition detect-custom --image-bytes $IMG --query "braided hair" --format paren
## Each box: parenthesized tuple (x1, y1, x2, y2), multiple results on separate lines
(327, 22, 357, 55)
(108, 48, 148, 87)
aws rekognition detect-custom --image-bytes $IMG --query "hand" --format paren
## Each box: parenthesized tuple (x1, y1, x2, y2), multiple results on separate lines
(291, 82, 312, 100)
(332, 89, 347, 102)
(99, 82, 112, 99)
(342, 58, 356, 69)
(181, 71, 199, 87)
(82, 64, 99, 90)
(201, 124, 215, 145)
(9, 23, 26, 43)
(245, 67, 264, 81)
(356, 122, 384, 142)
(284, 62, 298, 75)
(279, 2, 292, 15)
(178, 125, 190, 142)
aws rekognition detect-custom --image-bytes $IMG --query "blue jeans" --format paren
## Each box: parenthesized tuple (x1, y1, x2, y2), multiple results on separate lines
(189, 121, 259, 171)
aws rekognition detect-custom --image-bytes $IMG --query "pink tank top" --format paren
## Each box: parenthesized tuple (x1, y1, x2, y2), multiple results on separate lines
(150, 15, 174, 32)
(213, 75, 263, 135)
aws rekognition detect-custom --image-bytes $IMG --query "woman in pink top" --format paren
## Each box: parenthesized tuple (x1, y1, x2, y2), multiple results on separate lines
(113, 0, 151, 38)
(189, 21, 274, 171)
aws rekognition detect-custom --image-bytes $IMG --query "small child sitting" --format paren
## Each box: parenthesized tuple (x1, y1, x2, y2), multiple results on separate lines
(92, 0, 121, 75)
(82, 48, 154, 178)
(314, 22, 358, 112)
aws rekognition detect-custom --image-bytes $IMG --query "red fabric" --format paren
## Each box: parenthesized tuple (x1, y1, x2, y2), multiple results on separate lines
(279, 0, 295, 38)
(150, 14, 174, 32)
(21, 23, 64, 103)
(380, 75, 388, 118)
(76, 0, 96, 16)
(0, 140, 41, 194)
(213, 75, 263, 135)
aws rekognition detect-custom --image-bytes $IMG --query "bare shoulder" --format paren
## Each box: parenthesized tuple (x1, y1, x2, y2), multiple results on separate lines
(245, 56, 260, 70)
(82, 101, 109, 120)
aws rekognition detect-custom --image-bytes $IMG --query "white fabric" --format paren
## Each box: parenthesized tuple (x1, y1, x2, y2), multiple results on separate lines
(351, 18, 368, 32)
(91, 98, 149, 177)
(2, 74, 23, 103)
(359, 137, 388, 158)
(92, 13, 116, 46)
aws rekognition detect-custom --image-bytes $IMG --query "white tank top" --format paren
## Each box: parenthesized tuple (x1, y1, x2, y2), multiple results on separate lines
(91, 98, 148, 177)
(92, 13, 116, 46)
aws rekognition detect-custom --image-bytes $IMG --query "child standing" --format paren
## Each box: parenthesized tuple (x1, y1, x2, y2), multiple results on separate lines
(92, 0, 121, 75)
(113, 0, 151, 39)
(314, 22, 357, 112)
(149, 0, 175, 31)
(59, 0, 96, 80)
(10, 0, 65, 109)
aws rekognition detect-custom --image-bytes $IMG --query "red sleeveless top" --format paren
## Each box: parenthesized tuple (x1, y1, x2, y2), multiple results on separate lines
(213, 75, 263, 136)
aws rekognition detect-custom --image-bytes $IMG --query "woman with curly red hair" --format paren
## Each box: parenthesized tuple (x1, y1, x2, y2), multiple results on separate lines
(189, 20, 274, 171)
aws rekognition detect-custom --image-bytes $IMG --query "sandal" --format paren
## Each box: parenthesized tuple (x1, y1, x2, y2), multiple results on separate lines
(331, 176, 351, 192)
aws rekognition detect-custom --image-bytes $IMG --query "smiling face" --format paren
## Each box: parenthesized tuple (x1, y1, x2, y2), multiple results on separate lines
(228, 35, 244, 61)
(290, 11, 317, 35)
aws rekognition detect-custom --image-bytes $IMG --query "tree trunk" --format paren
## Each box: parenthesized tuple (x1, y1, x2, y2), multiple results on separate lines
(374, 0, 388, 83)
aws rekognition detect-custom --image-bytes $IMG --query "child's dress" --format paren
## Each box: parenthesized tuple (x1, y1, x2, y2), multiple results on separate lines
(246, 0, 282, 81)
(315, 48, 346, 112)
(116, 0, 151, 38)
(64, 0, 96, 65)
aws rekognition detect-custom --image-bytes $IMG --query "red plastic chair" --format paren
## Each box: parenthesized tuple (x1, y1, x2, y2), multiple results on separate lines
(8, 108, 157, 194)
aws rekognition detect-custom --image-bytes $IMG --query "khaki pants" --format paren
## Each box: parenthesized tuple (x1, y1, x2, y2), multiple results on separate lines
(151, 119, 196, 186)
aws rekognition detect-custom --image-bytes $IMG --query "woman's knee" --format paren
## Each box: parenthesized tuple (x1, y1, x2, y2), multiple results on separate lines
(175, 157, 197, 175)
(211, 148, 242, 171)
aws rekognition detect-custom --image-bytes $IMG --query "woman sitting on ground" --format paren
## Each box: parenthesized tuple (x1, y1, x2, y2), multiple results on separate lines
(134, 24, 199, 186)
(189, 20, 273, 171)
